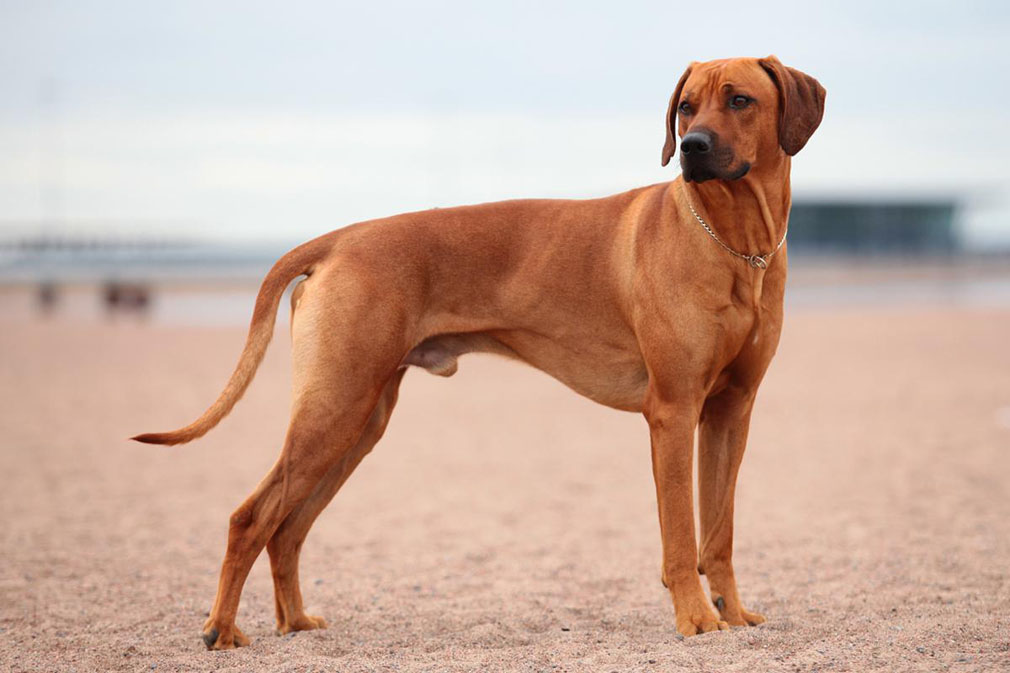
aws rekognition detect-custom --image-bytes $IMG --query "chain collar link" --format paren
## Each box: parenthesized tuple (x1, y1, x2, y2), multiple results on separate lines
(680, 183, 787, 269)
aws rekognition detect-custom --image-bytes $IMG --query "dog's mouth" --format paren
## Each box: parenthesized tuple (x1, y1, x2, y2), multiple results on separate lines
(681, 154, 751, 183)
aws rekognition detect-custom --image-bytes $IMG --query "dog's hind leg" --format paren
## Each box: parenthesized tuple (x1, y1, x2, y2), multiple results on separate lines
(201, 280, 411, 650)
(200, 384, 388, 650)
(266, 367, 406, 635)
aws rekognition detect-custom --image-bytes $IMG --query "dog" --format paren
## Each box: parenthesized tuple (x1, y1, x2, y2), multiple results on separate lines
(134, 55, 825, 649)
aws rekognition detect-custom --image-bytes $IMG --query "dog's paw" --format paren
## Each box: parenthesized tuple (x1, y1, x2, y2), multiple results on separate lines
(668, 579, 731, 637)
(276, 613, 328, 635)
(676, 609, 730, 636)
(712, 594, 766, 627)
(202, 622, 251, 650)
(739, 607, 766, 627)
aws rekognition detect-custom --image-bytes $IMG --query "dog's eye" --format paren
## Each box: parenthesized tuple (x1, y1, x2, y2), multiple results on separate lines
(730, 95, 752, 109)
(678, 101, 692, 115)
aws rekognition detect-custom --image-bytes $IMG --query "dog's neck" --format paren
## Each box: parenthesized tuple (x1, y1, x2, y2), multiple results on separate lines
(680, 157, 792, 263)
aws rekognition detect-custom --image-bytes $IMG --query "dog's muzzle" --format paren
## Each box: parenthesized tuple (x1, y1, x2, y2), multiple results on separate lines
(679, 129, 749, 183)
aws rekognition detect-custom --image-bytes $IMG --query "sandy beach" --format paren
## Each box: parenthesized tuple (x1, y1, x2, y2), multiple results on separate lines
(1, 293, 1009, 671)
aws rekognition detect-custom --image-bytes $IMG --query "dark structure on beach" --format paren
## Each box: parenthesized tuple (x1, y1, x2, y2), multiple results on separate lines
(787, 198, 959, 255)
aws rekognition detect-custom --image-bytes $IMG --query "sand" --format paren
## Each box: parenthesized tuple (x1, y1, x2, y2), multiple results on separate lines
(1, 303, 1009, 672)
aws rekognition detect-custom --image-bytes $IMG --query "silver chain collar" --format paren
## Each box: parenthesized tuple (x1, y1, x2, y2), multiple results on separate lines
(680, 183, 787, 270)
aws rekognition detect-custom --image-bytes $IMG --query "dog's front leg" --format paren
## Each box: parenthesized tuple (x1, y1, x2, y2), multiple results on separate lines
(697, 386, 766, 627)
(645, 394, 729, 636)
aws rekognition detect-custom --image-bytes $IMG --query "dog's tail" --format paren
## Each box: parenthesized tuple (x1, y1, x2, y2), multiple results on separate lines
(131, 235, 334, 446)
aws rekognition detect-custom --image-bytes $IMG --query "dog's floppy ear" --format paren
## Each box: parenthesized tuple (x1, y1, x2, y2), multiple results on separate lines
(758, 55, 826, 156)
(661, 64, 693, 167)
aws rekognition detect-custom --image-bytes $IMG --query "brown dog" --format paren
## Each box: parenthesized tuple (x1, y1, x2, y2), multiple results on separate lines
(135, 55, 825, 649)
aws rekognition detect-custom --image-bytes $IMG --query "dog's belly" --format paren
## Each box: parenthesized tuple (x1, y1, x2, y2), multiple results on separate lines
(405, 329, 649, 412)
(499, 329, 650, 411)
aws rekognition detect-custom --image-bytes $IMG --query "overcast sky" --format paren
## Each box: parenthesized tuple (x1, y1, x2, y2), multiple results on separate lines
(1, 0, 1009, 247)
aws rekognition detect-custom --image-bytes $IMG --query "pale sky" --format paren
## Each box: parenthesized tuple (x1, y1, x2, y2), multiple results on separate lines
(2, 0, 1009, 247)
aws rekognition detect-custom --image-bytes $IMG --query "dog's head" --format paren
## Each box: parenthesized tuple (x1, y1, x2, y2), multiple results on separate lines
(661, 56, 826, 183)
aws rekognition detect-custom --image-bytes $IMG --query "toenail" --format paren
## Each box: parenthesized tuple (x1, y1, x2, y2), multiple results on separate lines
(715, 596, 725, 612)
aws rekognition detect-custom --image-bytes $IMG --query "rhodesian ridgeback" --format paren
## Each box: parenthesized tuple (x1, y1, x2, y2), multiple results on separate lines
(135, 55, 825, 649)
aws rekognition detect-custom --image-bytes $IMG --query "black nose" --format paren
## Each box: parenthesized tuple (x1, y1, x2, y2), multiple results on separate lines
(681, 131, 712, 155)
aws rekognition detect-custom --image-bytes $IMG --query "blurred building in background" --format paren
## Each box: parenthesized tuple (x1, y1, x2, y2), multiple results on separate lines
(787, 198, 959, 255)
